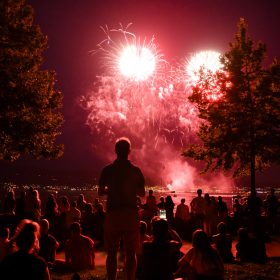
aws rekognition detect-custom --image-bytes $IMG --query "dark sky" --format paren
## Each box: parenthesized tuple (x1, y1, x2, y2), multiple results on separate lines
(1, 0, 280, 186)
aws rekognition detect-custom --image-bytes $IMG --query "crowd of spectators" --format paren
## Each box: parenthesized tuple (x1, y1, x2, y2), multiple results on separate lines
(0, 185, 279, 279)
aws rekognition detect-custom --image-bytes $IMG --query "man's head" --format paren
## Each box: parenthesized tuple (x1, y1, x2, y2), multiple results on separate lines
(69, 222, 81, 237)
(152, 219, 169, 241)
(115, 137, 131, 159)
(217, 222, 227, 234)
(15, 219, 40, 253)
(39, 219, 49, 235)
(197, 189, 202, 196)
(139, 221, 148, 235)
(71, 201, 77, 208)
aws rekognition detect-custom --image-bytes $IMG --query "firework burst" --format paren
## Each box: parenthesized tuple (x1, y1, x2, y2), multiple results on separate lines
(91, 23, 166, 83)
(185, 50, 224, 101)
(81, 26, 234, 191)
(186, 50, 222, 83)
(83, 25, 200, 148)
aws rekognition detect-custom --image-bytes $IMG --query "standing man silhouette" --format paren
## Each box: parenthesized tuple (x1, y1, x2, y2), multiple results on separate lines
(98, 137, 145, 280)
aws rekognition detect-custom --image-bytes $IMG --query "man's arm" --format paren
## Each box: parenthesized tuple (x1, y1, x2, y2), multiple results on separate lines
(88, 239, 95, 269)
(137, 169, 145, 197)
(44, 267, 51, 280)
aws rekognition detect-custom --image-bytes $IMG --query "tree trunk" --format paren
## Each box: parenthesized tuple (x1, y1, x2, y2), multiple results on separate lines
(250, 151, 256, 194)
(250, 127, 256, 194)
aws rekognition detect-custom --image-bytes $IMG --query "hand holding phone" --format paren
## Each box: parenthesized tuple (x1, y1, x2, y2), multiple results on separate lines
(159, 209, 167, 220)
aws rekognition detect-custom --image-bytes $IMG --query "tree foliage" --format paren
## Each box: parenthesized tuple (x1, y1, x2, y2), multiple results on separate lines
(0, 0, 64, 161)
(183, 18, 280, 191)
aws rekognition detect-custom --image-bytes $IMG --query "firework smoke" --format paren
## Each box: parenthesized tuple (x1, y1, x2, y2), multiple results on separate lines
(81, 26, 234, 192)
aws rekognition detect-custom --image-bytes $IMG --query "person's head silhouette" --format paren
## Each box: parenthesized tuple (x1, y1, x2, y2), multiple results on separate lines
(115, 137, 131, 159)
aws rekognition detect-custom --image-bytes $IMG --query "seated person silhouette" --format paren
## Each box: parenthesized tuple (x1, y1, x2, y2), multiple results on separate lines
(212, 222, 234, 263)
(236, 227, 266, 264)
(142, 218, 181, 280)
(64, 222, 95, 271)
(39, 219, 59, 266)
(175, 229, 224, 280)
(0, 219, 50, 280)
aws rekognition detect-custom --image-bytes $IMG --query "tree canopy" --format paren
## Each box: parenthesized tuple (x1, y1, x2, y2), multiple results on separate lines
(0, 0, 63, 161)
(183, 18, 280, 192)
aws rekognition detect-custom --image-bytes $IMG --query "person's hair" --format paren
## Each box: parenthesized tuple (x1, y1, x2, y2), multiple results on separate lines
(96, 203, 104, 212)
(192, 229, 211, 251)
(152, 219, 168, 241)
(19, 191, 26, 198)
(217, 222, 227, 234)
(7, 190, 15, 199)
(237, 227, 248, 242)
(0, 227, 9, 239)
(48, 193, 55, 200)
(197, 189, 202, 196)
(78, 194, 85, 202)
(166, 195, 173, 205)
(62, 195, 69, 204)
(15, 219, 40, 252)
(139, 221, 148, 235)
(181, 198, 185, 204)
(69, 222, 81, 235)
(85, 203, 93, 213)
(40, 219, 49, 233)
(115, 137, 131, 158)
(32, 189, 39, 199)
(71, 201, 77, 208)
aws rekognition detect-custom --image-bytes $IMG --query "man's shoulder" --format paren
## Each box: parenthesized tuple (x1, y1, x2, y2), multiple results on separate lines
(212, 234, 220, 242)
(179, 203, 188, 208)
(47, 233, 58, 244)
(123, 160, 143, 173)
(81, 235, 94, 246)
(191, 196, 202, 203)
(101, 163, 115, 172)
(102, 160, 142, 171)
(142, 240, 153, 248)
(169, 240, 181, 250)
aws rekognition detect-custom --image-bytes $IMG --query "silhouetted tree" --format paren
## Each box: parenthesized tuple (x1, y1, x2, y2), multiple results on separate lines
(0, 0, 63, 161)
(183, 18, 280, 193)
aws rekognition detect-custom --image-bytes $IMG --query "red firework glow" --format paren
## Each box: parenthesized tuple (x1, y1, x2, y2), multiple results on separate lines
(118, 45, 156, 81)
(186, 50, 224, 101)
(83, 27, 234, 192)
(186, 50, 222, 83)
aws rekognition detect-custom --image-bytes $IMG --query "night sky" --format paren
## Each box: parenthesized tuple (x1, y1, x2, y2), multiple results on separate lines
(1, 0, 280, 187)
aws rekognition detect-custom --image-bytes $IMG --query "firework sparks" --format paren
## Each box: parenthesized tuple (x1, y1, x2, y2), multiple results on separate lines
(186, 50, 222, 83)
(82, 27, 234, 192)
(185, 50, 224, 101)
(118, 45, 156, 81)
(84, 24, 200, 148)
(92, 24, 165, 83)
